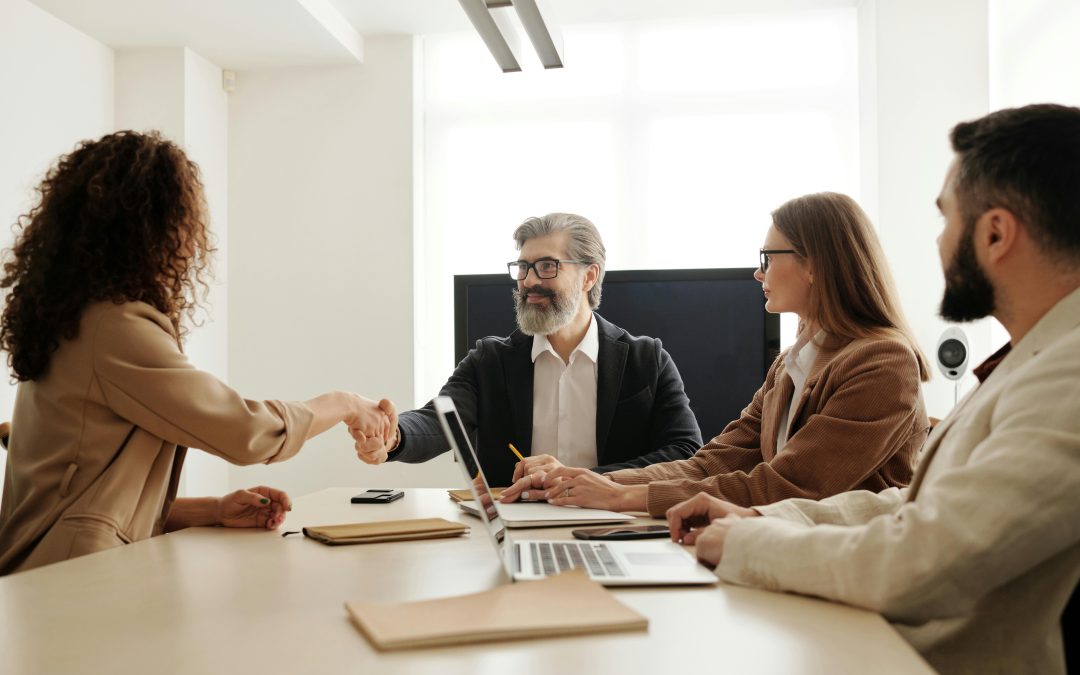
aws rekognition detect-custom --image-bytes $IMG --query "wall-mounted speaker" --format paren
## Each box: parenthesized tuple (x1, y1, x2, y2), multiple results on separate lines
(936, 327, 969, 381)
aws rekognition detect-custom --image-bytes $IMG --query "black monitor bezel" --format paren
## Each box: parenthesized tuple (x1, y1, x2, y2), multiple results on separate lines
(454, 267, 780, 379)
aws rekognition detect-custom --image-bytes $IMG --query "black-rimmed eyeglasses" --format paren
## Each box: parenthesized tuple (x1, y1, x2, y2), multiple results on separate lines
(759, 249, 798, 274)
(507, 259, 588, 281)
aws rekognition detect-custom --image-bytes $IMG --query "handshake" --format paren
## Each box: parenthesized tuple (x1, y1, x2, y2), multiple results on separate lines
(341, 394, 399, 465)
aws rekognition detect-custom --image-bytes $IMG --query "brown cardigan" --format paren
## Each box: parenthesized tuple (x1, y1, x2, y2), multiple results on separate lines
(607, 334, 928, 516)
(0, 301, 313, 575)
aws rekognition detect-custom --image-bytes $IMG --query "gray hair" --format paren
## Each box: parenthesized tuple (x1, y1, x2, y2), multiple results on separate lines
(512, 212, 606, 309)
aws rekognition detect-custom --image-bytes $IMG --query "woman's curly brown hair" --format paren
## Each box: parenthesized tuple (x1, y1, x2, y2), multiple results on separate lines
(0, 130, 215, 381)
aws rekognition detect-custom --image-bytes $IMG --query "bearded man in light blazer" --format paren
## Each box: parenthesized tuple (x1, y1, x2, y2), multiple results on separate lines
(665, 103, 1080, 675)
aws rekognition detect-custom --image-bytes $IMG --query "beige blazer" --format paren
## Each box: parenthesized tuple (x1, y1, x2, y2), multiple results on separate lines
(0, 301, 313, 575)
(719, 287, 1080, 675)
(607, 334, 928, 516)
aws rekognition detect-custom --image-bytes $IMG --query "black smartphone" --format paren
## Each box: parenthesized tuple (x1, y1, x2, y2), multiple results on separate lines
(571, 524, 670, 540)
(351, 489, 405, 504)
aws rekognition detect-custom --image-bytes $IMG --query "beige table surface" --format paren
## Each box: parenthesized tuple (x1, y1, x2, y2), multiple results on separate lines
(0, 487, 933, 675)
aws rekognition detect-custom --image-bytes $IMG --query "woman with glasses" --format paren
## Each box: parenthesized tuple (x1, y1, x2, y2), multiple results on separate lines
(0, 131, 396, 575)
(501, 192, 930, 517)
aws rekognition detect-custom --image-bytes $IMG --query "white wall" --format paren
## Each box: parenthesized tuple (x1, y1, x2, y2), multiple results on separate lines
(990, 0, 1080, 109)
(227, 36, 455, 496)
(114, 49, 185, 137)
(113, 46, 231, 498)
(180, 48, 230, 385)
(0, 0, 114, 487)
(180, 49, 231, 498)
(858, 0, 992, 419)
(987, 0, 1080, 345)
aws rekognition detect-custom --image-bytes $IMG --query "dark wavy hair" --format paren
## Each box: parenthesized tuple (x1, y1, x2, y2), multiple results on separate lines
(1, 130, 214, 381)
(950, 103, 1080, 266)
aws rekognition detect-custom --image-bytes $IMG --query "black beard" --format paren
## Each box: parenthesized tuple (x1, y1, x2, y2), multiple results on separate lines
(939, 227, 996, 322)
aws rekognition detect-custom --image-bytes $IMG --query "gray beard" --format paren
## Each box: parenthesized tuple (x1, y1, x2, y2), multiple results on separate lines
(513, 286, 582, 336)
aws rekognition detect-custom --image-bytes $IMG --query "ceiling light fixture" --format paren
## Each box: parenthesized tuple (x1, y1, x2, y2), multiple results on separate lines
(458, 0, 564, 73)
(511, 0, 563, 69)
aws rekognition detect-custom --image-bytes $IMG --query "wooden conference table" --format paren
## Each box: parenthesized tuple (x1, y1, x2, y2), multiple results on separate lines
(0, 488, 933, 675)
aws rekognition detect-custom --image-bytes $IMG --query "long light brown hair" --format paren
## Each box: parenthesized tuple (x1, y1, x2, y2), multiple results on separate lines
(0, 130, 214, 381)
(772, 192, 930, 381)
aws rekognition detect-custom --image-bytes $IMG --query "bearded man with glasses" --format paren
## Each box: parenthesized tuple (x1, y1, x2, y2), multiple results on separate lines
(353, 212, 701, 487)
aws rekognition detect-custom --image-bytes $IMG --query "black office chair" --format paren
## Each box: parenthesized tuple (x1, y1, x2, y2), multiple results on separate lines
(1065, 581, 1078, 674)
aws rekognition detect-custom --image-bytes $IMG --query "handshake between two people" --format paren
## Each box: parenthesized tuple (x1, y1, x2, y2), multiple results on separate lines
(342, 395, 399, 465)
(304, 390, 400, 464)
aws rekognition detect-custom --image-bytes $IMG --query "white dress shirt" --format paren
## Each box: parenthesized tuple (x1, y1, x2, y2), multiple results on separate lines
(530, 314, 599, 468)
(774, 330, 824, 452)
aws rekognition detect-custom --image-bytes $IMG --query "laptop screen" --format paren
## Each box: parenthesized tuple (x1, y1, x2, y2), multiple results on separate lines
(433, 396, 508, 554)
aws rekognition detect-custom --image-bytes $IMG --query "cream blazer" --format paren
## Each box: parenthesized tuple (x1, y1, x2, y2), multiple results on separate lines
(718, 287, 1080, 675)
(0, 301, 313, 575)
(607, 334, 928, 516)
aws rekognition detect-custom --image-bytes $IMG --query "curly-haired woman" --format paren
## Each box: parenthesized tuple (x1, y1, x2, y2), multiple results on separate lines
(0, 131, 394, 575)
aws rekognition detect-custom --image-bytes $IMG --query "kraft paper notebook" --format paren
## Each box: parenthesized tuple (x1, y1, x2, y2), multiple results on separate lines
(345, 569, 648, 650)
(448, 487, 504, 502)
(302, 518, 468, 545)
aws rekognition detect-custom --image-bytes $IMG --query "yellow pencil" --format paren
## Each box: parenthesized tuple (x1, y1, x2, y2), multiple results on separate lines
(508, 443, 525, 461)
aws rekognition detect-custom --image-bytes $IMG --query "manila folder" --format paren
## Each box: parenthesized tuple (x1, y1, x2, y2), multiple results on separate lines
(345, 570, 647, 650)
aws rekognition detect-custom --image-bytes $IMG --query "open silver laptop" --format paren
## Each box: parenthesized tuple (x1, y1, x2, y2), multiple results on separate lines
(433, 396, 718, 586)
(457, 499, 634, 527)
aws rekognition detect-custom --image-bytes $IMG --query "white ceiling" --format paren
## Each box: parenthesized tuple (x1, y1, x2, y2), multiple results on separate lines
(30, 0, 362, 69)
(328, 0, 854, 35)
(30, 0, 855, 70)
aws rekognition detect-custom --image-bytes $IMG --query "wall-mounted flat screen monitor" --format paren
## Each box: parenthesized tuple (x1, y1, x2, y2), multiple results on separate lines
(454, 268, 780, 440)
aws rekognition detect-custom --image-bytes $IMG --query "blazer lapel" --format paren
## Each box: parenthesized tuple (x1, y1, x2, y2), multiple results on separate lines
(908, 289, 1080, 499)
(784, 334, 849, 437)
(907, 343, 1015, 498)
(594, 316, 627, 459)
(760, 363, 791, 461)
(907, 340, 1021, 498)
(501, 335, 535, 455)
(905, 417, 952, 498)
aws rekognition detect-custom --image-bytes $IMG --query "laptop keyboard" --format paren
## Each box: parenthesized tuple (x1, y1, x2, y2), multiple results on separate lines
(526, 541, 626, 578)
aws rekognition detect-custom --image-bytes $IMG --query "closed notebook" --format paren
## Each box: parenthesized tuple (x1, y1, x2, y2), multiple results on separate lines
(303, 518, 468, 545)
(448, 487, 504, 502)
(345, 569, 648, 650)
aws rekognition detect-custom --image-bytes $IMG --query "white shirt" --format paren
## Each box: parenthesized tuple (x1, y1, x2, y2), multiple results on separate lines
(775, 330, 824, 452)
(530, 314, 599, 468)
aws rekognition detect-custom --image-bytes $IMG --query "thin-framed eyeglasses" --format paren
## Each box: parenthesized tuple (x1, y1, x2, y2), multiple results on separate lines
(759, 249, 799, 274)
(507, 258, 588, 281)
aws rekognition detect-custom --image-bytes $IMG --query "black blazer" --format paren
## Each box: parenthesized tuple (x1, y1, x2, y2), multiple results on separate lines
(393, 314, 702, 486)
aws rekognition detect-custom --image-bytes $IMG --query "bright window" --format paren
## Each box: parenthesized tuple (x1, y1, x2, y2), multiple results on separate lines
(417, 10, 859, 402)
